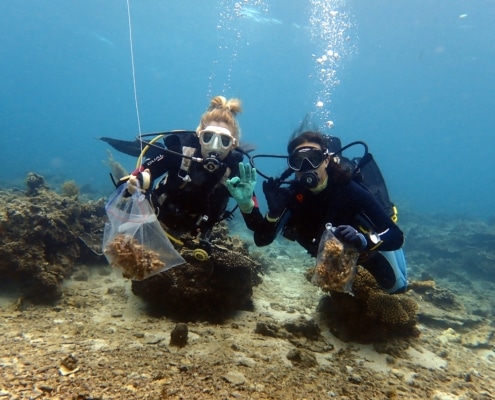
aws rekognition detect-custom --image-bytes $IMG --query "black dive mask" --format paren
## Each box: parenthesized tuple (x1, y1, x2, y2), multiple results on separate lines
(288, 147, 327, 172)
(299, 170, 319, 189)
(203, 152, 222, 172)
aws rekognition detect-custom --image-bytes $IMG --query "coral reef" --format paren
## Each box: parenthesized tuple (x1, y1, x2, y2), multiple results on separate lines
(315, 267, 419, 343)
(1, 172, 262, 316)
(403, 210, 495, 278)
(408, 279, 436, 293)
(423, 286, 462, 311)
(25, 172, 49, 196)
(131, 223, 263, 322)
(60, 180, 80, 198)
(0, 173, 106, 302)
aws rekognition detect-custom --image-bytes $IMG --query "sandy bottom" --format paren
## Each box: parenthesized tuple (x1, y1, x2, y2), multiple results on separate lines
(1, 236, 494, 400)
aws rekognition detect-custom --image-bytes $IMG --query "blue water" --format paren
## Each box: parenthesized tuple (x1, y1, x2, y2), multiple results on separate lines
(1, 0, 494, 219)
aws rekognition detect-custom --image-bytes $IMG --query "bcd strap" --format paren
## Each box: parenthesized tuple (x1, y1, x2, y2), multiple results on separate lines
(178, 146, 196, 182)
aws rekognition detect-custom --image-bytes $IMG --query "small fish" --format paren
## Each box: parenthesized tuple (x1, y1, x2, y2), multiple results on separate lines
(93, 32, 115, 47)
(239, 6, 282, 25)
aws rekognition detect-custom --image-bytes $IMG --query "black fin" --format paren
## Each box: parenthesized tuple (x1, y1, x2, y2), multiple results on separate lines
(98, 137, 164, 158)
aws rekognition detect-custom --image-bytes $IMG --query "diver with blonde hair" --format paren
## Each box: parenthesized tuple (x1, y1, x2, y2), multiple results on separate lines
(110, 95, 246, 242)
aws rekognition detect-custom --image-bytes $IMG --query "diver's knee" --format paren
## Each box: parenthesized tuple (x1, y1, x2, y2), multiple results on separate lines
(363, 249, 408, 294)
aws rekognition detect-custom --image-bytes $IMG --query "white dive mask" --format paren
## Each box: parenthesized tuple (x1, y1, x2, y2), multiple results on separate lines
(198, 125, 236, 160)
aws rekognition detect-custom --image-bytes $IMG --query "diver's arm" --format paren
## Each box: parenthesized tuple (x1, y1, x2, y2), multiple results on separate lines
(351, 182, 404, 251)
(127, 149, 177, 191)
(226, 163, 284, 246)
(140, 153, 169, 180)
(132, 133, 189, 183)
(241, 204, 281, 247)
(197, 187, 231, 236)
(365, 217, 404, 251)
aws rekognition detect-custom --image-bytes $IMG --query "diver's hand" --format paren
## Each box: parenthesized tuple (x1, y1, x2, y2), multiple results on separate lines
(262, 178, 289, 219)
(333, 225, 367, 250)
(127, 169, 151, 195)
(226, 163, 256, 213)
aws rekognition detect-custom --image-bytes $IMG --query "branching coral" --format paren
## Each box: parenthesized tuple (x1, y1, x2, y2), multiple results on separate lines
(366, 292, 418, 325)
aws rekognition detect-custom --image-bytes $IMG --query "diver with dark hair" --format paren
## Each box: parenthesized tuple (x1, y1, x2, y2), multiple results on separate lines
(226, 127, 408, 294)
(118, 95, 245, 243)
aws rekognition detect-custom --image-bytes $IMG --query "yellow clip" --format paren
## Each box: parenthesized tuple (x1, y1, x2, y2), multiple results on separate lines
(391, 206, 399, 223)
(193, 248, 209, 262)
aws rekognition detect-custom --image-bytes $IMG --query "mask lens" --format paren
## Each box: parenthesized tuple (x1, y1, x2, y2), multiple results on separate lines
(201, 131, 215, 144)
(220, 135, 233, 148)
(288, 148, 324, 171)
(200, 131, 233, 149)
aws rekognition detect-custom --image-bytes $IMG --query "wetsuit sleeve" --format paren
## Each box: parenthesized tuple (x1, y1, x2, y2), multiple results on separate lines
(350, 182, 404, 251)
(240, 201, 282, 247)
(198, 185, 231, 234)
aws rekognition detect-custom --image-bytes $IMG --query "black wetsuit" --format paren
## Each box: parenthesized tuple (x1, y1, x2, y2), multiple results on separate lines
(138, 132, 243, 236)
(242, 178, 404, 288)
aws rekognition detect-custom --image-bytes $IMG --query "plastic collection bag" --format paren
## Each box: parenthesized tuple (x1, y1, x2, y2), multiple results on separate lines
(102, 183, 185, 280)
(311, 223, 359, 294)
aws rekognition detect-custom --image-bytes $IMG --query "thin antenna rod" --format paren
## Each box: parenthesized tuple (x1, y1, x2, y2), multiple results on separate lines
(126, 0, 142, 139)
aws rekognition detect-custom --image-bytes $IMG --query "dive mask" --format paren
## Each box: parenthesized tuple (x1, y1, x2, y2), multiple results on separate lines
(288, 146, 328, 172)
(199, 125, 236, 159)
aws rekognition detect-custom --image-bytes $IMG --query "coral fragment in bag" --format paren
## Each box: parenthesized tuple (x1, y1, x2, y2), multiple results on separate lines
(312, 236, 358, 293)
(104, 234, 165, 280)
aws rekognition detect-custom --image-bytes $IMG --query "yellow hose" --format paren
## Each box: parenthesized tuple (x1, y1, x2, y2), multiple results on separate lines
(135, 134, 166, 168)
(165, 231, 184, 246)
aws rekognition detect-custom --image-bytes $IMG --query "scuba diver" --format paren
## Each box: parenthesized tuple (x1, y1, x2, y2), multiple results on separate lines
(226, 127, 408, 294)
(105, 95, 245, 256)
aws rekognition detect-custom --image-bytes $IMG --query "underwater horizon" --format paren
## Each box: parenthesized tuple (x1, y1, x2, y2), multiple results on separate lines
(1, 0, 494, 220)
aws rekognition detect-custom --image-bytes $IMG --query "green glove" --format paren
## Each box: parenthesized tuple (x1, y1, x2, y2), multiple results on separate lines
(226, 163, 257, 213)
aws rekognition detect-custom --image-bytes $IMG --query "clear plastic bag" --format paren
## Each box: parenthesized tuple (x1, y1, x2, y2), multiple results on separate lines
(311, 223, 359, 294)
(102, 183, 185, 280)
